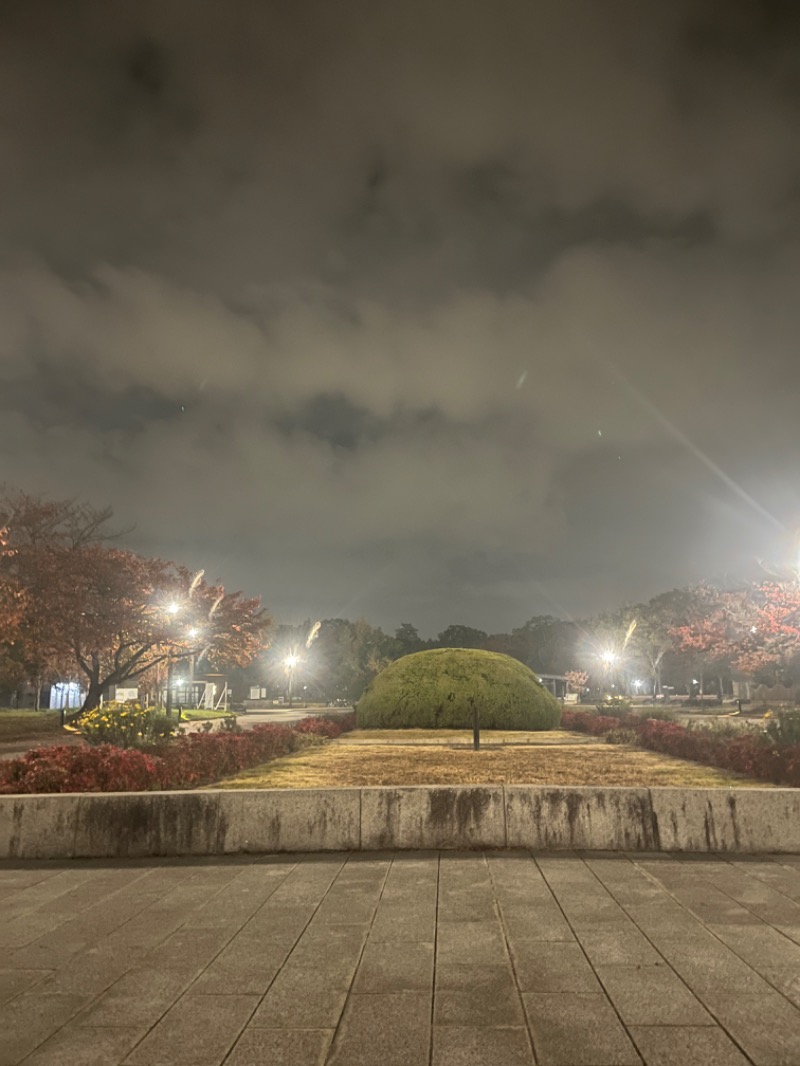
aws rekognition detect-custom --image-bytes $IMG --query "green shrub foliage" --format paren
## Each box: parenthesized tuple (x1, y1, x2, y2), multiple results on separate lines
(356, 648, 561, 730)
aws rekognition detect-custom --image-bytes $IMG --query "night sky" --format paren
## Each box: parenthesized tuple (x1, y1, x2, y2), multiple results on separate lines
(2, 0, 800, 634)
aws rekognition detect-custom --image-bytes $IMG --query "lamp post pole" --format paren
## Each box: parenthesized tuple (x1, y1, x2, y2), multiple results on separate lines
(165, 657, 174, 718)
(285, 653, 299, 708)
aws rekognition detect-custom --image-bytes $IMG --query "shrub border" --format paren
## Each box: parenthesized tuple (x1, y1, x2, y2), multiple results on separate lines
(562, 710, 800, 788)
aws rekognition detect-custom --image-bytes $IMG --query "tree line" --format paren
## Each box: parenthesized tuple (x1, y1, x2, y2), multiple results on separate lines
(4, 488, 800, 712)
(251, 582, 800, 704)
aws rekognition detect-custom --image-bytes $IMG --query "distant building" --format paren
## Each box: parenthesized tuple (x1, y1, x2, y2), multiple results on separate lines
(536, 673, 568, 699)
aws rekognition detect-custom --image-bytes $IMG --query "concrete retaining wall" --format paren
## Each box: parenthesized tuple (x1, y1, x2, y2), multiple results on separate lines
(1, 786, 799, 859)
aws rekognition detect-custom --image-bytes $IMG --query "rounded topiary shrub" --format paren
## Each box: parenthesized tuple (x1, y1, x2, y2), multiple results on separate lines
(356, 648, 561, 730)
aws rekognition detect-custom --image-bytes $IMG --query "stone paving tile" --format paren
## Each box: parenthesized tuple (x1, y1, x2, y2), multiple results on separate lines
(596, 963, 715, 1026)
(522, 992, 641, 1065)
(435, 959, 515, 994)
(22, 1025, 147, 1066)
(72, 967, 200, 1029)
(574, 927, 664, 966)
(731, 860, 800, 900)
(665, 948, 773, 995)
(136, 925, 238, 971)
(435, 984, 525, 1026)
(0, 991, 90, 1066)
(3, 853, 800, 1065)
(352, 939, 434, 993)
(0, 912, 70, 951)
(712, 923, 800, 971)
(435, 920, 508, 964)
(226, 1028, 333, 1066)
(0, 871, 91, 920)
(760, 967, 800, 1009)
(509, 940, 603, 993)
(248, 936, 364, 1031)
(327, 992, 430, 1066)
(249, 973, 349, 1030)
(189, 938, 292, 995)
(124, 993, 258, 1066)
(369, 904, 437, 942)
(628, 1025, 751, 1066)
(0, 968, 50, 1005)
(33, 945, 139, 995)
(700, 993, 800, 1065)
(432, 1026, 535, 1066)
(498, 902, 576, 941)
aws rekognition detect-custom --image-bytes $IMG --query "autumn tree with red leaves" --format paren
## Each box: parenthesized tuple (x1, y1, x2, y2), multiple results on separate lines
(0, 489, 271, 713)
(62, 549, 270, 714)
(0, 490, 115, 707)
(667, 584, 749, 695)
(731, 581, 800, 682)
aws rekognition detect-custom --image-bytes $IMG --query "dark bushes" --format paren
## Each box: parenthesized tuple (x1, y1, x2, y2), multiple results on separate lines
(562, 709, 800, 787)
(0, 714, 356, 794)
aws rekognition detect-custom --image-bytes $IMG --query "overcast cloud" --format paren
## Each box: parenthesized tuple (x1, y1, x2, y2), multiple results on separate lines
(1, 0, 799, 633)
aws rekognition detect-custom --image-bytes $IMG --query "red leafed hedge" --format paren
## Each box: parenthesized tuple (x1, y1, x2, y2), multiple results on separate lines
(0, 714, 355, 795)
(562, 710, 800, 787)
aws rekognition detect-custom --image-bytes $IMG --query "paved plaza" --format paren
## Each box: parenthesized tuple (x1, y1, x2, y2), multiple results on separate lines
(2, 851, 800, 1065)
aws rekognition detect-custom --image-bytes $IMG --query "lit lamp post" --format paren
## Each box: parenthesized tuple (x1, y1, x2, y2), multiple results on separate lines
(285, 653, 299, 708)
(187, 627, 201, 709)
(164, 602, 181, 719)
(601, 649, 619, 695)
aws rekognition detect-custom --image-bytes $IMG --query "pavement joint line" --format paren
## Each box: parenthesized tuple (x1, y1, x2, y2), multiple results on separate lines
(730, 856, 800, 890)
(4, 853, 800, 1066)
(323, 853, 396, 1064)
(77, 859, 301, 1065)
(626, 854, 800, 1010)
(54, 859, 262, 1065)
(241, 854, 357, 1036)
(590, 856, 761, 1064)
(485, 850, 541, 1066)
(533, 851, 647, 1065)
(119, 856, 338, 1066)
(3, 860, 200, 961)
(428, 851, 440, 1066)
(179, 854, 302, 997)
(674, 851, 800, 916)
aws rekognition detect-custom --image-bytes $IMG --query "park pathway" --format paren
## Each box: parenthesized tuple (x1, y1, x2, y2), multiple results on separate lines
(1, 850, 800, 1064)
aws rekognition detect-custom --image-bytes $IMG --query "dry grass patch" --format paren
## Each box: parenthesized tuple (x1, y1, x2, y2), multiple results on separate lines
(0, 711, 64, 741)
(216, 737, 767, 789)
(341, 729, 591, 746)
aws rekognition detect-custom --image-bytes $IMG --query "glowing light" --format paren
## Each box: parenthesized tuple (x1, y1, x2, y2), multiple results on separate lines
(601, 650, 617, 665)
(286, 654, 299, 668)
(188, 627, 199, 639)
(166, 602, 180, 616)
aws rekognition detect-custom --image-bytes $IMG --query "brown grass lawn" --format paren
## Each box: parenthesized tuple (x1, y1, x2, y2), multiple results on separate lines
(217, 730, 768, 789)
(0, 710, 64, 742)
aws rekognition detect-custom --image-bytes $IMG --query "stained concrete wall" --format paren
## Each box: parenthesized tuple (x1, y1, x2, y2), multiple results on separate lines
(1, 786, 799, 858)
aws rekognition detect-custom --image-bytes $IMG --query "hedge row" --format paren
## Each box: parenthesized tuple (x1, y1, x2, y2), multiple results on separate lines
(0, 714, 356, 794)
(562, 710, 800, 787)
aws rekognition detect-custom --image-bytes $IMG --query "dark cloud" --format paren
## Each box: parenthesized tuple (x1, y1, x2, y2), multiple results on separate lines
(1, 0, 799, 633)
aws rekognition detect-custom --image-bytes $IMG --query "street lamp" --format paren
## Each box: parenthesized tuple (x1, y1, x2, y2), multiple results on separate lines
(600, 649, 619, 696)
(285, 654, 299, 708)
